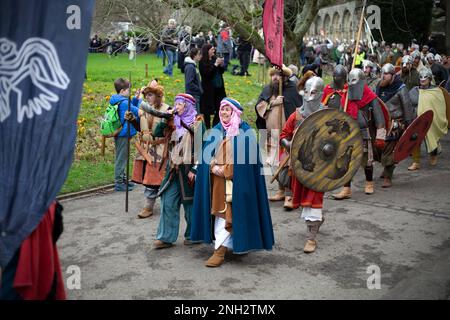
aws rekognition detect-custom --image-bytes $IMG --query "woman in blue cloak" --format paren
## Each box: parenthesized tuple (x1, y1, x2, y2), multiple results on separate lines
(191, 98, 274, 267)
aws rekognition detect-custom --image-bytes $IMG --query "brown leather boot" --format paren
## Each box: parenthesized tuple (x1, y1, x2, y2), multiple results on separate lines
(382, 177, 392, 188)
(269, 189, 285, 201)
(408, 162, 420, 171)
(205, 246, 227, 267)
(332, 187, 352, 200)
(365, 181, 374, 195)
(137, 207, 153, 219)
(304, 240, 317, 253)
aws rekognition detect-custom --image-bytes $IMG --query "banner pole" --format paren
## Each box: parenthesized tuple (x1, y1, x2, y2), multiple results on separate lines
(344, 0, 367, 113)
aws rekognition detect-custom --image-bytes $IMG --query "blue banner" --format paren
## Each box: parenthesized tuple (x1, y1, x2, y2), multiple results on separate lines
(0, 0, 95, 267)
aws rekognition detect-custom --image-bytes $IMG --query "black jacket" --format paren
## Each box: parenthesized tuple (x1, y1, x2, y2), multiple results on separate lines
(184, 57, 203, 97)
(255, 80, 303, 129)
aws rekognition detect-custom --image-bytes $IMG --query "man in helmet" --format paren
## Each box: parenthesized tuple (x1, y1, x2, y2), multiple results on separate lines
(421, 45, 429, 63)
(322, 64, 347, 110)
(332, 68, 387, 199)
(400, 55, 420, 90)
(279, 76, 326, 253)
(380, 44, 394, 66)
(427, 53, 448, 86)
(407, 68, 448, 170)
(376, 63, 414, 188)
(363, 60, 380, 91)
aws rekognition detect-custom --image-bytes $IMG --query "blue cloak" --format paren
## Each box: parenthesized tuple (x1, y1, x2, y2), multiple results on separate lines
(191, 121, 274, 253)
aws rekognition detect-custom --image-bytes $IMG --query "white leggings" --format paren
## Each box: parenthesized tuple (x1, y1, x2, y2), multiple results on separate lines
(214, 217, 233, 250)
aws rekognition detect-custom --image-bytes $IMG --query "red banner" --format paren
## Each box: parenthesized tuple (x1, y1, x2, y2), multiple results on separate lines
(263, 0, 284, 67)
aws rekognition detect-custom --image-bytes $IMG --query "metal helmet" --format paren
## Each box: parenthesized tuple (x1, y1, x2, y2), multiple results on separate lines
(363, 60, 375, 69)
(434, 54, 442, 63)
(401, 55, 413, 67)
(419, 68, 433, 81)
(332, 64, 347, 89)
(381, 63, 396, 75)
(411, 51, 421, 61)
(426, 53, 435, 61)
(303, 76, 324, 116)
(348, 68, 366, 100)
(372, 40, 379, 47)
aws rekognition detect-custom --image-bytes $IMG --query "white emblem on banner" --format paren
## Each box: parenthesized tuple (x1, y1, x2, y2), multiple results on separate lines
(0, 37, 70, 123)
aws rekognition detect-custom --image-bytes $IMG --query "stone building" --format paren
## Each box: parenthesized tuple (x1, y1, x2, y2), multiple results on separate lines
(304, 0, 368, 43)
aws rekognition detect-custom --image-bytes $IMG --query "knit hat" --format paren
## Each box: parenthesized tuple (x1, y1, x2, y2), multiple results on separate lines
(220, 97, 243, 111)
(174, 93, 196, 106)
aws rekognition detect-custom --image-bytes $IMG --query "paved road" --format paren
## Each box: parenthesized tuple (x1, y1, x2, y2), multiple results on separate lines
(59, 135, 450, 300)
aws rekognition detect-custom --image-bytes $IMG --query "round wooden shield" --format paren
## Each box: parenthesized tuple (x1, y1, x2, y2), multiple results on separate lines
(393, 110, 434, 163)
(290, 108, 363, 192)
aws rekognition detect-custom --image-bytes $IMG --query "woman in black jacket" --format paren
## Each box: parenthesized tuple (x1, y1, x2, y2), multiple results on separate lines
(199, 44, 227, 129)
(184, 48, 203, 112)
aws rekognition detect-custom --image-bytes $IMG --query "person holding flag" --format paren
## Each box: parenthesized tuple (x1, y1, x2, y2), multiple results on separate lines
(257, 0, 302, 209)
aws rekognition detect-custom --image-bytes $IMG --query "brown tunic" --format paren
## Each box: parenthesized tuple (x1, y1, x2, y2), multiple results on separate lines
(132, 102, 169, 186)
(210, 138, 233, 232)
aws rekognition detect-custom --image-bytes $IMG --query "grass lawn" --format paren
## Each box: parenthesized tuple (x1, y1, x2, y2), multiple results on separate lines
(60, 53, 271, 194)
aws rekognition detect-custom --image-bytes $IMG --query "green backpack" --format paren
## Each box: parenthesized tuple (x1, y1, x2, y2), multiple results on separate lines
(100, 99, 126, 137)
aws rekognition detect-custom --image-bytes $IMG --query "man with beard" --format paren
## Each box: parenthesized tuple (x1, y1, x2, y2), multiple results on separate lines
(332, 68, 387, 199)
(255, 65, 303, 207)
(322, 64, 347, 110)
(279, 76, 325, 253)
(376, 63, 414, 188)
(400, 55, 420, 91)
(363, 60, 380, 91)
(407, 68, 449, 170)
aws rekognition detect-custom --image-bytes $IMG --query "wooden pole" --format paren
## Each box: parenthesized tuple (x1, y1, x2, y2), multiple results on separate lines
(343, 0, 367, 113)
(126, 72, 132, 213)
(270, 154, 290, 184)
(379, 28, 385, 43)
(101, 136, 106, 157)
(278, 67, 283, 129)
(145, 63, 148, 78)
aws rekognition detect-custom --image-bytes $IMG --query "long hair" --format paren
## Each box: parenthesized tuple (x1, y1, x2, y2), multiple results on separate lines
(201, 43, 213, 63)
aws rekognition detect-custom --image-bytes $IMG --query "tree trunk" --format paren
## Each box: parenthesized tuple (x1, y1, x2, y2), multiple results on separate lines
(284, 37, 299, 66)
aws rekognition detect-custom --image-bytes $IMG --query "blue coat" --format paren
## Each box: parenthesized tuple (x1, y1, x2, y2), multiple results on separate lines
(109, 94, 140, 137)
(191, 121, 274, 253)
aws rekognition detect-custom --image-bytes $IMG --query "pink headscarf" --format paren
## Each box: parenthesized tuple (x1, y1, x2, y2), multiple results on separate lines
(219, 98, 242, 137)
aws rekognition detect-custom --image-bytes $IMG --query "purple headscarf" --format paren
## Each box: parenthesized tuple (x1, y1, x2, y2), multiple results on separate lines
(173, 93, 197, 139)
